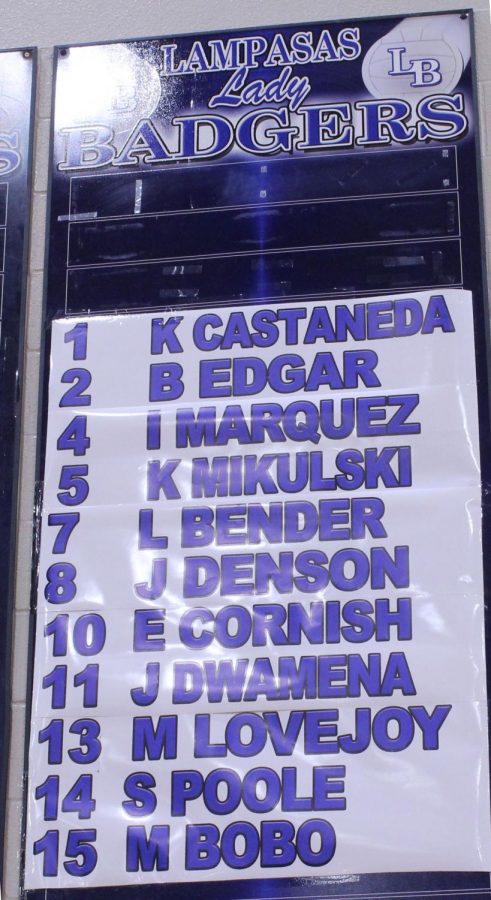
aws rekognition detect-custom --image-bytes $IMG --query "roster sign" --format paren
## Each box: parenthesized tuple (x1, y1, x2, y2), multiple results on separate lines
(24, 13, 491, 899)
(0, 45, 35, 878)
(0, 48, 35, 618)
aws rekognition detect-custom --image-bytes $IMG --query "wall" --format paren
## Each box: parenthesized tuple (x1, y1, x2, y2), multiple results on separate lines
(1, 0, 490, 896)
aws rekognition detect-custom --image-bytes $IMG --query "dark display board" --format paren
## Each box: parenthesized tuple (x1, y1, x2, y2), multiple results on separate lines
(0, 45, 35, 886)
(24, 12, 491, 900)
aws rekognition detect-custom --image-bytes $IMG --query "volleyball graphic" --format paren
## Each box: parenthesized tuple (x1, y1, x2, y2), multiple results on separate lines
(0, 51, 29, 133)
(56, 43, 162, 136)
(362, 15, 471, 100)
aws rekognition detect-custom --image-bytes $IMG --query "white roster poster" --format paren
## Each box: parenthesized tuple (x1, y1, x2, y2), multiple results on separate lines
(25, 290, 491, 888)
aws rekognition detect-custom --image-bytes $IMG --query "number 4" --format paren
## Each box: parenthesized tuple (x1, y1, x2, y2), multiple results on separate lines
(57, 417, 91, 456)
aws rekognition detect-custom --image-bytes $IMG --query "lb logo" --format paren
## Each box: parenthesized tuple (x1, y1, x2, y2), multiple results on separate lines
(362, 14, 470, 100)
(387, 47, 442, 87)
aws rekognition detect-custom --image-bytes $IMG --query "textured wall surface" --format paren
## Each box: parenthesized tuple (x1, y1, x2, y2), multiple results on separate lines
(1, 0, 490, 896)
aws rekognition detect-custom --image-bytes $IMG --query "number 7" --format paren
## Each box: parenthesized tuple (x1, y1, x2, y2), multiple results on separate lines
(48, 512, 80, 553)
